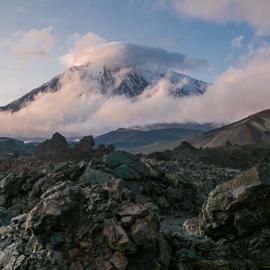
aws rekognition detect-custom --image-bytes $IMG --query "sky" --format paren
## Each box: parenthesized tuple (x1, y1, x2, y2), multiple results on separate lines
(1, 0, 270, 138)
(0, 0, 268, 105)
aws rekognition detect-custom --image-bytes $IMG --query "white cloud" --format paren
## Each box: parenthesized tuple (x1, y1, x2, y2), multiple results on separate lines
(171, 0, 270, 35)
(60, 32, 208, 73)
(225, 35, 244, 61)
(232, 35, 244, 48)
(69, 32, 106, 51)
(8, 26, 55, 58)
(0, 44, 270, 138)
(176, 44, 270, 123)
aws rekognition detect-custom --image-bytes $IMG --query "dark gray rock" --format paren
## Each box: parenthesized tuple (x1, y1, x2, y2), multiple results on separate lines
(0, 207, 10, 226)
(26, 181, 86, 235)
(103, 151, 138, 168)
(11, 213, 28, 224)
(199, 164, 270, 238)
(197, 163, 270, 268)
(103, 219, 137, 254)
(80, 167, 115, 185)
(103, 151, 150, 180)
(0, 172, 27, 205)
(77, 135, 95, 151)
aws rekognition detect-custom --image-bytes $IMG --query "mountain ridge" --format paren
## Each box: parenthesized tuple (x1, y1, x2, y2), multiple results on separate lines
(192, 109, 270, 147)
(0, 63, 209, 112)
(95, 122, 215, 153)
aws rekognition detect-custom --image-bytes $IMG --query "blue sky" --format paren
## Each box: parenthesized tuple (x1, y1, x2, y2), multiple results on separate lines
(0, 0, 268, 104)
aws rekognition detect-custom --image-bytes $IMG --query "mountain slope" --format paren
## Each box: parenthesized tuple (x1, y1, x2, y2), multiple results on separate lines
(0, 137, 35, 159)
(192, 109, 270, 147)
(0, 63, 209, 112)
(95, 123, 214, 153)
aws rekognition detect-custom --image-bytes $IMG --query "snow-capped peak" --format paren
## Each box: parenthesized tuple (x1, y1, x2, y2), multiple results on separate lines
(0, 63, 209, 112)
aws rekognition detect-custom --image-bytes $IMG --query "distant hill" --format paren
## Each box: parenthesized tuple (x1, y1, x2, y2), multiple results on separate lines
(0, 137, 35, 160)
(192, 110, 270, 148)
(130, 122, 216, 131)
(95, 123, 215, 153)
(149, 141, 270, 170)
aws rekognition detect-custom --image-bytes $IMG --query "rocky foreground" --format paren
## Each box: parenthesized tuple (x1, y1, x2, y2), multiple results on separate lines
(0, 133, 270, 269)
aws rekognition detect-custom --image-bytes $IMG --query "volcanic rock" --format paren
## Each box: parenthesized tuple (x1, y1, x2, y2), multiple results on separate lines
(76, 135, 95, 151)
(198, 163, 270, 268)
(35, 132, 70, 162)
(103, 151, 150, 180)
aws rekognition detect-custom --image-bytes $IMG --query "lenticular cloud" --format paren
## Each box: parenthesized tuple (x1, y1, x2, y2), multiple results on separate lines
(60, 35, 208, 73)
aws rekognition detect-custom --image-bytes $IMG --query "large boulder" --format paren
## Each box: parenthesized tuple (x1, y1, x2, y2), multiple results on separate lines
(76, 135, 95, 151)
(35, 132, 71, 162)
(26, 181, 86, 236)
(0, 168, 44, 209)
(198, 163, 270, 268)
(73, 136, 96, 161)
(200, 163, 270, 237)
(103, 151, 150, 180)
(103, 151, 138, 168)
(35, 133, 98, 163)
(80, 167, 116, 185)
(0, 172, 27, 207)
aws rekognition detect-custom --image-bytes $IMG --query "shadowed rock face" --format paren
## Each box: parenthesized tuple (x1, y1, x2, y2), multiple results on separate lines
(199, 163, 270, 237)
(76, 135, 95, 151)
(34, 133, 112, 163)
(195, 163, 270, 268)
(103, 151, 150, 180)
(35, 132, 71, 162)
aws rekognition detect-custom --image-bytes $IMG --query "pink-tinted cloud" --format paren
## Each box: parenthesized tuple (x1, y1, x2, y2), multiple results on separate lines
(60, 32, 208, 73)
(8, 26, 55, 59)
(172, 0, 270, 35)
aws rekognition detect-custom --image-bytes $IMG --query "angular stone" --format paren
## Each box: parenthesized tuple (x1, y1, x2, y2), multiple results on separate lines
(109, 251, 128, 270)
(200, 164, 270, 238)
(103, 151, 138, 168)
(11, 213, 28, 224)
(113, 161, 150, 180)
(80, 167, 115, 185)
(118, 203, 147, 217)
(26, 181, 85, 234)
(130, 218, 156, 248)
(103, 219, 137, 254)
(77, 136, 95, 151)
